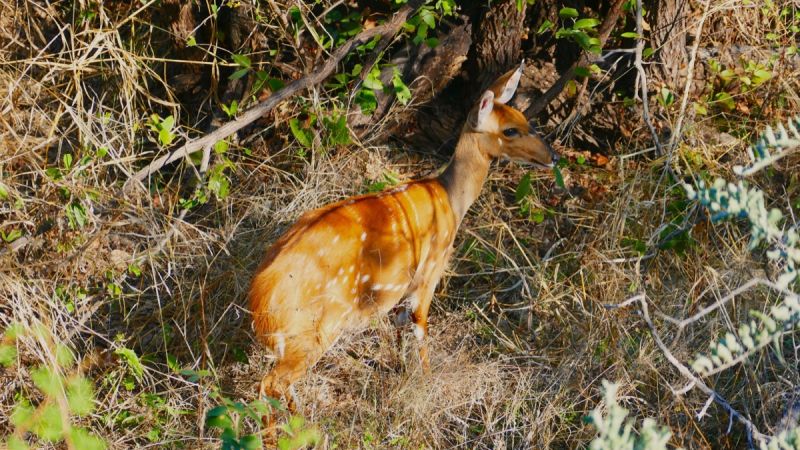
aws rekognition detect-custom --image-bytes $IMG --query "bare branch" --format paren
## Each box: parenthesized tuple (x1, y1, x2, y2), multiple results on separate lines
(124, 0, 424, 191)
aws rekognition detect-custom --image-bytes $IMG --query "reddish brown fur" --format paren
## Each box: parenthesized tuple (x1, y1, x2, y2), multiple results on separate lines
(249, 180, 456, 406)
(248, 63, 557, 418)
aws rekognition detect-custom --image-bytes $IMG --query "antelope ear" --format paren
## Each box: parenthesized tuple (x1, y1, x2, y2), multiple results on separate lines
(471, 90, 495, 130)
(490, 60, 525, 104)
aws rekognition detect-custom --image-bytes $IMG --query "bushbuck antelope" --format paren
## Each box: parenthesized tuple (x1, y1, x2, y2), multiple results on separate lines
(249, 61, 558, 410)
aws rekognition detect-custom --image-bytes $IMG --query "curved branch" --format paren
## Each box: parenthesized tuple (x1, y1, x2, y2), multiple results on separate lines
(125, 0, 424, 190)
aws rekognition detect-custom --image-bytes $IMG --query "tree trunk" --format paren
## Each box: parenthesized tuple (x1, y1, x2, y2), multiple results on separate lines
(398, 0, 527, 153)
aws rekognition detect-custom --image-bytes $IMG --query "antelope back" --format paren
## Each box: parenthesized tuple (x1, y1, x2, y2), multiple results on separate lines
(249, 179, 456, 350)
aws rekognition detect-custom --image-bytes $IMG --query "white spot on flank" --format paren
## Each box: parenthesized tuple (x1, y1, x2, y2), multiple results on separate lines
(413, 323, 425, 341)
(317, 249, 326, 257)
(361, 232, 367, 241)
(408, 294, 419, 311)
(350, 287, 357, 294)
(392, 222, 398, 232)
(325, 280, 332, 288)
(394, 285, 404, 292)
(372, 284, 383, 291)
(332, 235, 340, 244)
(274, 333, 286, 357)
(360, 274, 370, 283)
(315, 284, 321, 290)
(349, 265, 355, 273)
(384, 284, 395, 291)
(338, 268, 344, 276)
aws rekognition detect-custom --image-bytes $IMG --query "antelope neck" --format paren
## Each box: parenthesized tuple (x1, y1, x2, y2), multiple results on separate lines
(437, 131, 491, 223)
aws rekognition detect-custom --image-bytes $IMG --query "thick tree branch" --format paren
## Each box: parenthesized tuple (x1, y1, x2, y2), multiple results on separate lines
(125, 0, 424, 190)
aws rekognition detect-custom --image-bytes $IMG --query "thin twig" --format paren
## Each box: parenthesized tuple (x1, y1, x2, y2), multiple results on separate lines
(124, 0, 424, 191)
(628, 293, 767, 444)
(524, 0, 626, 118)
(668, 0, 712, 153)
(633, 0, 663, 157)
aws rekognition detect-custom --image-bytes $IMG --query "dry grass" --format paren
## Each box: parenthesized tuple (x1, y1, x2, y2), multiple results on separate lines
(2, 0, 800, 449)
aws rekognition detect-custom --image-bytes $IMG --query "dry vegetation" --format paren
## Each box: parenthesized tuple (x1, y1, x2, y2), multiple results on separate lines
(2, 0, 800, 449)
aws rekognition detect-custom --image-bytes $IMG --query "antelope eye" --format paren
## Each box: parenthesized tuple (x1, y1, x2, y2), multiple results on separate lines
(502, 128, 520, 138)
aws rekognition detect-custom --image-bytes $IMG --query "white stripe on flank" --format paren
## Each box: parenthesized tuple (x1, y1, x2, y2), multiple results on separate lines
(274, 333, 286, 357)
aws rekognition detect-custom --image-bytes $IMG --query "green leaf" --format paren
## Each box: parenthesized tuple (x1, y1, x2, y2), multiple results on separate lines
(693, 101, 708, 115)
(0, 182, 8, 200)
(46, 167, 62, 180)
(155, 115, 176, 147)
(559, 7, 579, 18)
(553, 165, 565, 188)
(537, 20, 553, 34)
(229, 68, 249, 80)
(128, 264, 142, 277)
(712, 91, 735, 111)
(231, 54, 251, 68)
(752, 68, 772, 85)
(419, 8, 436, 28)
(363, 67, 384, 91)
(289, 118, 313, 148)
(240, 434, 263, 450)
(62, 153, 73, 169)
(620, 31, 640, 38)
(323, 115, 351, 146)
(166, 353, 180, 372)
(208, 173, 230, 200)
(70, 428, 106, 450)
(66, 202, 87, 230)
(268, 78, 285, 91)
(214, 140, 229, 155)
(114, 347, 145, 381)
(207, 405, 228, 418)
(32, 366, 62, 398)
(574, 66, 591, 78)
(67, 376, 95, 415)
(186, 36, 197, 47)
(355, 89, 378, 115)
(391, 68, 411, 105)
(0, 343, 16, 366)
(515, 173, 532, 203)
(642, 47, 655, 59)
(1, 229, 22, 243)
(206, 413, 233, 429)
(574, 18, 600, 29)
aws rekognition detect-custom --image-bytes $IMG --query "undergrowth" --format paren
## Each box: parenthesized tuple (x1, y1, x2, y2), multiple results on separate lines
(2, 0, 800, 449)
